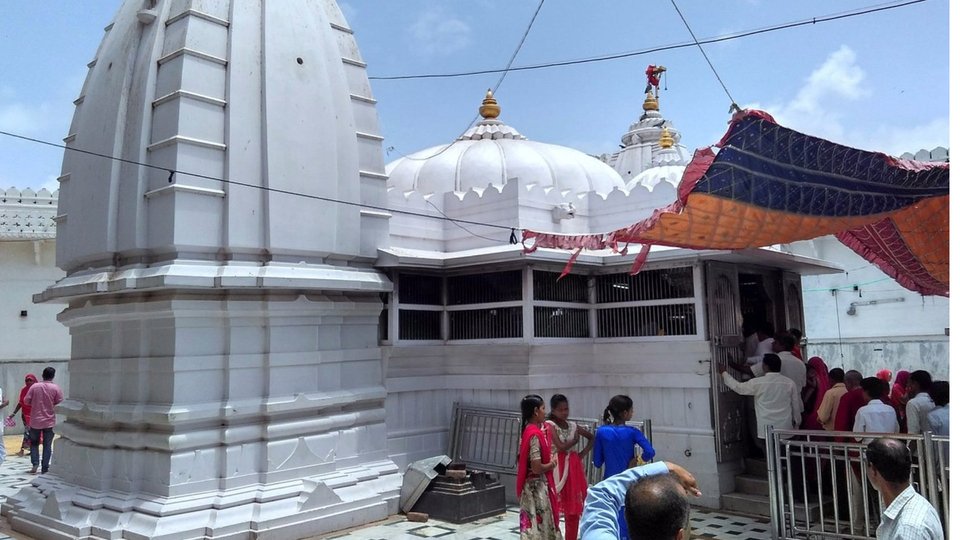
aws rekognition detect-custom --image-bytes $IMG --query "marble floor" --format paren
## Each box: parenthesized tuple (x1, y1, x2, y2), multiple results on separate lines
(317, 505, 772, 540)
(0, 435, 771, 540)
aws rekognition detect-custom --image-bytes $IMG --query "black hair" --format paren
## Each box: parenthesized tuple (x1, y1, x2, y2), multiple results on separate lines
(844, 370, 863, 387)
(758, 321, 775, 337)
(866, 438, 912, 485)
(788, 328, 802, 341)
(41, 367, 56, 381)
(520, 395, 544, 426)
(625, 474, 689, 540)
(861, 377, 884, 400)
(603, 395, 633, 425)
(909, 370, 933, 392)
(930, 381, 949, 407)
(550, 394, 568, 410)
(775, 333, 796, 351)
(828, 368, 845, 383)
(762, 353, 781, 373)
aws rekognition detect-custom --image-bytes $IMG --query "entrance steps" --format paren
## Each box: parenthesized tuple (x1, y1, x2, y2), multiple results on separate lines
(721, 458, 830, 521)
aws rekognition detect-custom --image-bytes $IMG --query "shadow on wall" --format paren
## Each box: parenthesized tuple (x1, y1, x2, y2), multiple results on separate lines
(0, 360, 69, 436)
(807, 339, 949, 380)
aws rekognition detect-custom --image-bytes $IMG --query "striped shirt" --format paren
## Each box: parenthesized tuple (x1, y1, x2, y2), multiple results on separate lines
(877, 485, 944, 540)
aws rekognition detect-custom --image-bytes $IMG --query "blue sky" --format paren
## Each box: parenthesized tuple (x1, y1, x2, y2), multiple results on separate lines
(0, 0, 949, 191)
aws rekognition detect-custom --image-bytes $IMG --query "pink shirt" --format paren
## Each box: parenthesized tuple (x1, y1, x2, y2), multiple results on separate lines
(23, 381, 63, 429)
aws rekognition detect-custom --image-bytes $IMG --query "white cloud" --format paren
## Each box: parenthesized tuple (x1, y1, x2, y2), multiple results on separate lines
(755, 46, 947, 154)
(0, 101, 54, 135)
(406, 8, 471, 58)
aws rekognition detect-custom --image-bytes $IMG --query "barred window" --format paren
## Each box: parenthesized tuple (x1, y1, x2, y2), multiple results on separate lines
(597, 304, 697, 337)
(596, 267, 694, 303)
(447, 270, 522, 305)
(534, 307, 589, 338)
(533, 271, 589, 302)
(449, 307, 523, 340)
(399, 273, 443, 305)
(399, 310, 442, 340)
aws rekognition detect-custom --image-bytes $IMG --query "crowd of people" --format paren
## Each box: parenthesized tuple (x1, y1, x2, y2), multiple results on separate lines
(514, 323, 948, 540)
(720, 323, 949, 448)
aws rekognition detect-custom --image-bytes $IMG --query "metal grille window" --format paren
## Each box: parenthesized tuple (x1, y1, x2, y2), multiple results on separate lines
(447, 270, 522, 305)
(597, 304, 697, 337)
(534, 307, 589, 338)
(378, 293, 389, 342)
(596, 267, 695, 303)
(533, 271, 589, 303)
(449, 307, 522, 340)
(398, 310, 442, 340)
(398, 273, 443, 305)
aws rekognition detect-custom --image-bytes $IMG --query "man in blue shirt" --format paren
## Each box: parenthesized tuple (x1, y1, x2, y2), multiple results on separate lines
(580, 461, 700, 540)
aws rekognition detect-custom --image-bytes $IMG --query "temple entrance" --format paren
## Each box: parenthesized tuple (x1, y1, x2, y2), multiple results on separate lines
(707, 263, 807, 463)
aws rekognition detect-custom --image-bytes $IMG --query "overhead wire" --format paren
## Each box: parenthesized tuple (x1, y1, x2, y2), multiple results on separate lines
(368, 0, 929, 81)
(0, 129, 516, 232)
(668, 0, 739, 112)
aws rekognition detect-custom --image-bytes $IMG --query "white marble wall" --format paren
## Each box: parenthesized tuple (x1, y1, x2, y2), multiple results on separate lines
(383, 339, 727, 509)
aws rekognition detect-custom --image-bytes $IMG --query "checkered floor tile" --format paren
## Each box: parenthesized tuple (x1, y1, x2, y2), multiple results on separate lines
(315, 506, 769, 539)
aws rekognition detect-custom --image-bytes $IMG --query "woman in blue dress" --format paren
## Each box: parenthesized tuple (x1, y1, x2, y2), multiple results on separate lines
(592, 394, 655, 540)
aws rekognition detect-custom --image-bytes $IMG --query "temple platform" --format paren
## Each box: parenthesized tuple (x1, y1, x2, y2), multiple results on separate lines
(0, 436, 770, 540)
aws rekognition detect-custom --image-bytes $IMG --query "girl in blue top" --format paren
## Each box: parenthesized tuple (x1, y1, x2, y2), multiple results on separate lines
(592, 395, 655, 540)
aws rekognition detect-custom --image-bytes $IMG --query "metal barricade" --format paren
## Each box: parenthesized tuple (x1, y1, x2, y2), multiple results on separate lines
(448, 402, 652, 485)
(766, 428, 949, 539)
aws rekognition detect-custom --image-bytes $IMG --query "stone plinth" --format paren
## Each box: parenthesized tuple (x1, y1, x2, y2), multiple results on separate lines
(410, 469, 505, 525)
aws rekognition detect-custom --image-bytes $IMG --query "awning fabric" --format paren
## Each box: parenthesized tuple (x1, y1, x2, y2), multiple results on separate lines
(522, 110, 949, 296)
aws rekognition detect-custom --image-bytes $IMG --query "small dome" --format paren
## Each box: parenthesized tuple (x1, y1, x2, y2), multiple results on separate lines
(387, 93, 625, 196)
(626, 163, 686, 192)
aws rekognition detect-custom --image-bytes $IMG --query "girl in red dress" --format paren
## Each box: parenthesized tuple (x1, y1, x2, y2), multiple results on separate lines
(546, 394, 593, 540)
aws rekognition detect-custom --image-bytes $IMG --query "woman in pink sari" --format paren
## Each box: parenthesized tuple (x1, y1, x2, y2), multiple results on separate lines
(801, 357, 829, 430)
(517, 394, 560, 540)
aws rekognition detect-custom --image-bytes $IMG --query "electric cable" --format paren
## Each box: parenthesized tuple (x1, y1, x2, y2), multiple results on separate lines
(0, 129, 518, 233)
(668, 0, 739, 111)
(369, 0, 928, 81)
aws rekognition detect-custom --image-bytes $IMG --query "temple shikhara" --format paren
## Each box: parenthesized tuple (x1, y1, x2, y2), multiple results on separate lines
(0, 1, 948, 539)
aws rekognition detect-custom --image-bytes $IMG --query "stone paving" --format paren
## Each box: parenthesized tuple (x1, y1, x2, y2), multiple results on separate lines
(0, 434, 771, 539)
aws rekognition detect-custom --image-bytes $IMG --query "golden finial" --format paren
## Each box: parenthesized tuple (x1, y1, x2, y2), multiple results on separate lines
(479, 89, 501, 119)
(642, 91, 659, 112)
(659, 127, 675, 149)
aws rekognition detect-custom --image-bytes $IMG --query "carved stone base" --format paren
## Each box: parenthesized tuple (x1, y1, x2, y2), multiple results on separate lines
(3, 461, 400, 539)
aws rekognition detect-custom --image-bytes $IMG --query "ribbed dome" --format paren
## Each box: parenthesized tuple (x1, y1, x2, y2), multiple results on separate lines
(387, 116, 625, 196)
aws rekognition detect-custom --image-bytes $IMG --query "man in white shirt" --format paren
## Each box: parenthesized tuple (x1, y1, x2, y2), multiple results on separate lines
(854, 377, 899, 443)
(744, 321, 775, 367)
(865, 438, 944, 540)
(765, 334, 806, 393)
(721, 354, 802, 445)
(905, 370, 936, 434)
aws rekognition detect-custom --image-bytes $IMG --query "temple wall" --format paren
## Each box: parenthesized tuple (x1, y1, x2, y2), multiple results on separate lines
(383, 339, 727, 509)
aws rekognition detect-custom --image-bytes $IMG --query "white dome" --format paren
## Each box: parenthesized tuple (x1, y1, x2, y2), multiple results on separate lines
(387, 117, 625, 196)
(626, 163, 687, 192)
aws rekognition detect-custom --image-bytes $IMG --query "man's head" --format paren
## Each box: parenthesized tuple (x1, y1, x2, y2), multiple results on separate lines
(930, 381, 949, 407)
(757, 321, 775, 341)
(772, 333, 795, 354)
(865, 438, 912, 490)
(844, 370, 863, 391)
(625, 473, 689, 540)
(828, 368, 845, 385)
(762, 353, 781, 374)
(860, 377, 884, 401)
(908, 370, 933, 397)
(788, 328, 802, 344)
(41, 367, 55, 381)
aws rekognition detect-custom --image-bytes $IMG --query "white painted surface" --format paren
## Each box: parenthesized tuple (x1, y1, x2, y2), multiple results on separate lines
(5, 2, 401, 539)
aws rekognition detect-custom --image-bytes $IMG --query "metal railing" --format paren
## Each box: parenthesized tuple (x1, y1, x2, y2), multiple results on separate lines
(766, 428, 949, 539)
(448, 402, 652, 484)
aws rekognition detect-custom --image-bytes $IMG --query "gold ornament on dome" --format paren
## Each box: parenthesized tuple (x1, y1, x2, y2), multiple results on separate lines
(659, 127, 675, 149)
(642, 92, 659, 112)
(479, 89, 501, 119)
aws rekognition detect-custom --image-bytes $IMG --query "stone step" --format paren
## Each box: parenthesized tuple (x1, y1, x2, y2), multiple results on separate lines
(735, 474, 769, 496)
(744, 458, 769, 478)
(721, 492, 827, 522)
